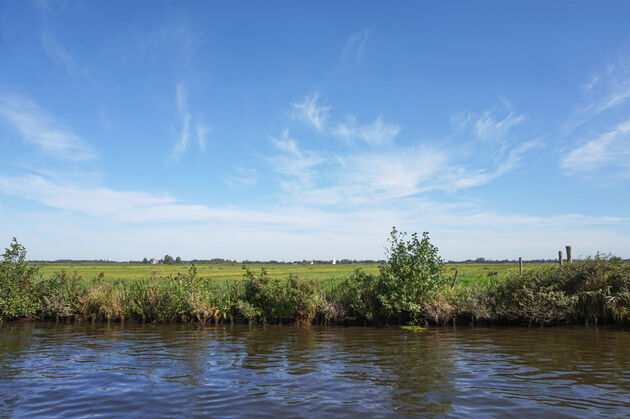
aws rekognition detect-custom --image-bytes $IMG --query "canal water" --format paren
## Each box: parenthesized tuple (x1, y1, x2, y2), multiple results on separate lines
(1, 323, 629, 417)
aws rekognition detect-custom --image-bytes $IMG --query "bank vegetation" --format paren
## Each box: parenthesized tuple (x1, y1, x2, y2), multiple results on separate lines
(1, 231, 629, 327)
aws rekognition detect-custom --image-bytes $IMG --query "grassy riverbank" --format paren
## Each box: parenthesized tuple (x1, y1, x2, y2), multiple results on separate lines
(1, 236, 628, 327)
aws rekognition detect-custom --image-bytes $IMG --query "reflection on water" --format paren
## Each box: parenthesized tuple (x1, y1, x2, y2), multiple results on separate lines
(1, 323, 629, 417)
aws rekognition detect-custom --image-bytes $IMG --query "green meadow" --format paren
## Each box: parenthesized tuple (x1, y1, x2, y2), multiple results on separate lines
(38, 262, 539, 287)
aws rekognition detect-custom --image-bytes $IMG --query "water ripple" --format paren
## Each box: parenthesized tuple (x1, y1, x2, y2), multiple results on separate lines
(1, 323, 629, 417)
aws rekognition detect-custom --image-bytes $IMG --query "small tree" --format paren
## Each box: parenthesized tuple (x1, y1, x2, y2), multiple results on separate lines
(163, 255, 174, 265)
(0, 238, 41, 319)
(175, 256, 182, 264)
(377, 227, 446, 324)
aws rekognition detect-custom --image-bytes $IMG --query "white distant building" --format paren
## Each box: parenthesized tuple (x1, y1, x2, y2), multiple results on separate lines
(152, 258, 159, 265)
(332, 258, 336, 265)
(311, 261, 314, 265)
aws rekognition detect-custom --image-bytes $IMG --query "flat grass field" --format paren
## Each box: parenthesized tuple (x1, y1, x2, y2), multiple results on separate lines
(37, 262, 548, 288)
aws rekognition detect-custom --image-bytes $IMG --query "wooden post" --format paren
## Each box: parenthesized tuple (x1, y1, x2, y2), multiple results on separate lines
(451, 269, 459, 289)
(558, 250, 563, 266)
(519, 257, 523, 275)
(566, 246, 572, 263)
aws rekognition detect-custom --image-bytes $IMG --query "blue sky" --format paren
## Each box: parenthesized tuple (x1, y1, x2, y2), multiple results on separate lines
(1, 1, 629, 261)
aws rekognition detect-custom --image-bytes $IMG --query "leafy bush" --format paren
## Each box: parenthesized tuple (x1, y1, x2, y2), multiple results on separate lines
(241, 269, 322, 323)
(241, 268, 282, 322)
(338, 268, 380, 321)
(0, 238, 40, 320)
(489, 268, 573, 326)
(484, 257, 630, 326)
(284, 275, 322, 324)
(376, 228, 446, 323)
(37, 270, 78, 319)
(121, 275, 194, 322)
(40, 270, 106, 321)
(559, 256, 630, 324)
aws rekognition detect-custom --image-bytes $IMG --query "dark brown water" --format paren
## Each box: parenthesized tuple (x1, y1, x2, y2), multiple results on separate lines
(1, 323, 629, 417)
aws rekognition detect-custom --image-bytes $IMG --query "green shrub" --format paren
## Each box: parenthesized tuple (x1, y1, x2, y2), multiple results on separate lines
(39, 270, 103, 321)
(0, 238, 40, 320)
(284, 275, 321, 324)
(241, 268, 322, 323)
(122, 278, 182, 322)
(489, 268, 573, 326)
(338, 268, 380, 321)
(376, 228, 446, 324)
(241, 268, 284, 322)
(484, 257, 630, 326)
(560, 256, 630, 324)
(37, 270, 78, 319)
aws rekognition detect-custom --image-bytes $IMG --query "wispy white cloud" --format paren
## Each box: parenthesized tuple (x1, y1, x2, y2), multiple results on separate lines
(0, 174, 182, 223)
(0, 94, 96, 161)
(563, 58, 630, 134)
(339, 147, 448, 200)
(286, 147, 449, 206)
(342, 27, 374, 60)
(591, 85, 630, 114)
(582, 74, 601, 91)
(172, 82, 209, 158)
(473, 111, 526, 142)
(291, 94, 330, 132)
(447, 140, 538, 190)
(0, 172, 377, 228)
(172, 82, 192, 158)
(555, 55, 630, 184)
(584, 61, 630, 115)
(267, 130, 325, 189)
(561, 118, 630, 175)
(41, 32, 87, 78)
(195, 122, 210, 153)
(281, 99, 534, 205)
(267, 140, 537, 207)
(332, 115, 400, 146)
(450, 111, 473, 132)
(225, 167, 258, 188)
(270, 129, 300, 155)
(559, 56, 630, 177)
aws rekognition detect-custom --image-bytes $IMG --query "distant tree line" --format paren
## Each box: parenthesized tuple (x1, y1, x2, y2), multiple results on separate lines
(139, 255, 183, 265)
(33, 257, 624, 265)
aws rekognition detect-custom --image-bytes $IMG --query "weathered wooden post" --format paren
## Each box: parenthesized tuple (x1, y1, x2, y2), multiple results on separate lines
(519, 257, 523, 275)
(451, 269, 459, 289)
(558, 250, 563, 266)
(566, 246, 572, 263)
